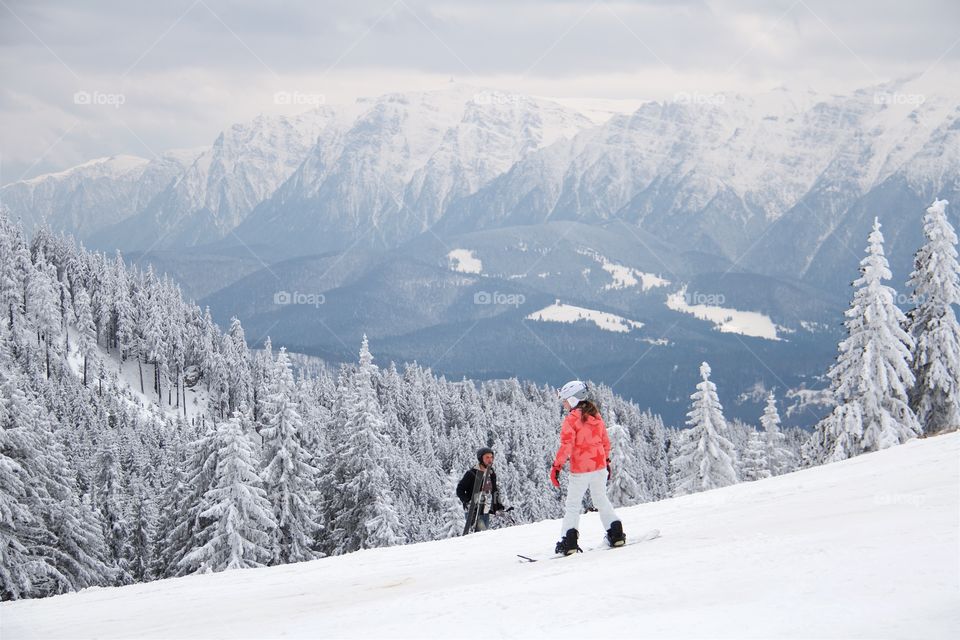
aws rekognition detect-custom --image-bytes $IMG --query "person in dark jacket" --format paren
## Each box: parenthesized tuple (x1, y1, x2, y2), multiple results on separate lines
(456, 447, 505, 534)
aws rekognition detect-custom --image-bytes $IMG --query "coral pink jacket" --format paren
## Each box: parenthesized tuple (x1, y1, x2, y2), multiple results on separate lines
(552, 409, 611, 474)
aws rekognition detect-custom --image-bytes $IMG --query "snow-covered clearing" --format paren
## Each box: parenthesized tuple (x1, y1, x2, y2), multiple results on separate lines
(4, 432, 957, 639)
(526, 301, 643, 333)
(447, 249, 483, 274)
(666, 286, 782, 340)
(577, 248, 670, 291)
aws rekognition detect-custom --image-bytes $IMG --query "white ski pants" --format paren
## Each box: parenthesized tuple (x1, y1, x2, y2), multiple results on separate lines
(561, 468, 620, 534)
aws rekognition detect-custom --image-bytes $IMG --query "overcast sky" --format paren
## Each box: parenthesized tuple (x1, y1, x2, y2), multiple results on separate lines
(1, 0, 957, 182)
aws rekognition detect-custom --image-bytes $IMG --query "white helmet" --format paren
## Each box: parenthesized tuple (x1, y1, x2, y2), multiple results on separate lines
(557, 380, 588, 405)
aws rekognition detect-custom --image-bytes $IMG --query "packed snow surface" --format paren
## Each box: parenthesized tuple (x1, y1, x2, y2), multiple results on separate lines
(526, 301, 644, 333)
(667, 286, 782, 340)
(447, 249, 483, 274)
(3, 433, 957, 639)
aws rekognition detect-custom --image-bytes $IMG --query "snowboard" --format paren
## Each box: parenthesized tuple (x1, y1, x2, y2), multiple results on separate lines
(517, 528, 660, 562)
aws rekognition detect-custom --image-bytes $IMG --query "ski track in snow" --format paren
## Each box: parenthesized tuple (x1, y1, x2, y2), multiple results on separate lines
(3, 433, 957, 639)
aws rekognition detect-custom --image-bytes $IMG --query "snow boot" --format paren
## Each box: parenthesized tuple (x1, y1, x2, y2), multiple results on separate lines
(554, 528, 581, 556)
(606, 520, 626, 547)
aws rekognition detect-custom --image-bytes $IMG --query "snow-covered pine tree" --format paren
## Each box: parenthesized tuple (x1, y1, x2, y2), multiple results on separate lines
(89, 255, 110, 349)
(224, 318, 252, 416)
(26, 247, 61, 377)
(606, 423, 643, 506)
(42, 490, 113, 594)
(149, 469, 185, 579)
(812, 218, 920, 462)
(739, 427, 771, 482)
(140, 269, 166, 404)
(402, 366, 439, 466)
(259, 348, 319, 565)
(94, 437, 133, 585)
(0, 328, 50, 599)
(0, 217, 27, 330)
(73, 287, 96, 386)
(343, 338, 403, 548)
(0, 449, 39, 599)
(127, 476, 157, 583)
(760, 392, 795, 476)
(163, 427, 220, 577)
(181, 410, 276, 573)
(639, 411, 671, 502)
(162, 281, 186, 411)
(112, 253, 135, 360)
(906, 199, 960, 434)
(0, 315, 111, 595)
(379, 366, 441, 545)
(321, 337, 403, 554)
(441, 470, 466, 539)
(725, 419, 753, 468)
(671, 362, 738, 496)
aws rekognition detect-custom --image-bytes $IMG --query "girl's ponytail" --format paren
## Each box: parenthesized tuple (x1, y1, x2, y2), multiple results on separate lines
(574, 399, 600, 420)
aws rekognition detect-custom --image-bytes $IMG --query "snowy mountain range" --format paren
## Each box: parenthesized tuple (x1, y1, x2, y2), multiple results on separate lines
(2, 76, 956, 425)
(94, 110, 338, 250)
(4, 431, 956, 638)
(232, 86, 596, 255)
(0, 150, 199, 238)
(4, 76, 955, 290)
(440, 75, 959, 292)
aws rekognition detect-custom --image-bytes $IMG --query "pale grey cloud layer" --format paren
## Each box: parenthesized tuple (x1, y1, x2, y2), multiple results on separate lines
(1, 0, 957, 182)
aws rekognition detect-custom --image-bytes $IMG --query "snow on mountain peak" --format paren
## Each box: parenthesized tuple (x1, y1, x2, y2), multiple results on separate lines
(232, 84, 600, 253)
(20, 154, 150, 186)
(2, 151, 197, 238)
(9, 79, 957, 267)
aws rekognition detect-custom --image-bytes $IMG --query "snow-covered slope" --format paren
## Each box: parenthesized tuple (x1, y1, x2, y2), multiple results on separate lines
(62, 322, 212, 425)
(93, 110, 338, 250)
(4, 433, 957, 639)
(0, 151, 199, 238)
(234, 84, 596, 255)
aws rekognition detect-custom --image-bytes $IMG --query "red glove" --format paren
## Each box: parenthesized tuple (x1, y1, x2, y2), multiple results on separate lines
(550, 466, 561, 488)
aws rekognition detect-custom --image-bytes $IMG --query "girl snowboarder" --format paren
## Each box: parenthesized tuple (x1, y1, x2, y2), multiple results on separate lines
(550, 380, 626, 555)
